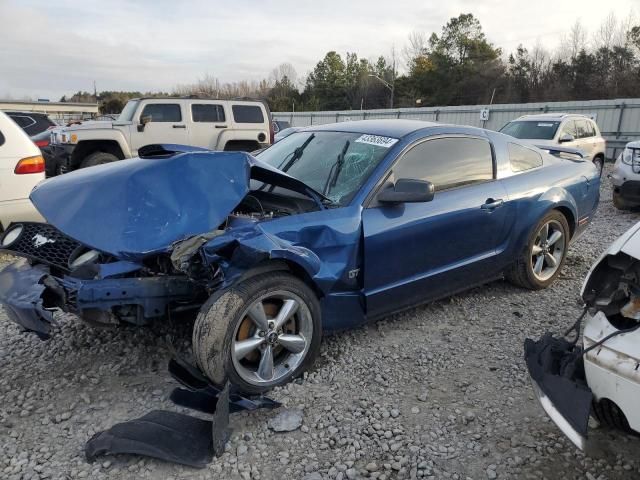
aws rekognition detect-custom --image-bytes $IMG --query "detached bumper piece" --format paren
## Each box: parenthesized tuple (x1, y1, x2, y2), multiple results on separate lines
(524, 333, 592, 450)
(85, 358, 280, 468)
(0, 259, 57, 339)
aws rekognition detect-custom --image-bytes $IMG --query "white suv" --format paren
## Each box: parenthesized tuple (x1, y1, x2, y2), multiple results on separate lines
(49, 98, 272, 175)
(611, 140, 640, 209)
(0, 111, 45, 231)
(500, 113, 606, 175)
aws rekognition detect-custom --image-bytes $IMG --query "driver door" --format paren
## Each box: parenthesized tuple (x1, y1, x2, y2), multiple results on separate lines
(129, 101, 189, 156)
(362, 135, 509, 319)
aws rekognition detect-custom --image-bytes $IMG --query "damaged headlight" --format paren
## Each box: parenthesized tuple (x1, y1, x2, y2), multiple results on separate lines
(69, 249, 100, 269)
(1, 224, 23, 247)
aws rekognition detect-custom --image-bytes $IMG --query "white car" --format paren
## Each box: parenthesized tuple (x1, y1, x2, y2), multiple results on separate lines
(500, 113, 607, 176)
(0, 111, 45, 231)
(610, 140, 640, 210)
(526, 222, 640, 451)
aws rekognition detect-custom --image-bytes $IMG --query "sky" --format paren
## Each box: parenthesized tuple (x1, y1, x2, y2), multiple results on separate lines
(0, 0, 637, 100)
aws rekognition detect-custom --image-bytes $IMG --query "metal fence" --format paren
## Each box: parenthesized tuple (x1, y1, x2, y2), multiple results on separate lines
(273, 98, 640, 159)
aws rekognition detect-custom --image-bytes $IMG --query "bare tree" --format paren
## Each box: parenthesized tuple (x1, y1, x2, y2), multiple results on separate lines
(270, 63, 297, 84)
(559, 20, 588, 59)
(402, 31, 428, 68)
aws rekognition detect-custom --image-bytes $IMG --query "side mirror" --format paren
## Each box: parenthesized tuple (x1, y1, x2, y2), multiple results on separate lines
(137, 115, 151, 132)
(377, 178, 435, 204)
(558, 133, 574, 143)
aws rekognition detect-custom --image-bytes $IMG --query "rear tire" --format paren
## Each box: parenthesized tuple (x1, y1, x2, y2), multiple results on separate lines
(506, 210, 570, 290)
(80, 151, 119, 169)
(192, 272, 322, 394)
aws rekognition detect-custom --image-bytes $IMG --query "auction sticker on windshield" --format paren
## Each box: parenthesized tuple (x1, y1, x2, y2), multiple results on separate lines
(355, 134, 399, 148)
(538, 123, 555, 127)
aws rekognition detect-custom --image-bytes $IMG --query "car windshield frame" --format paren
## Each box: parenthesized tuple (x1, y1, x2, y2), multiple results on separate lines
(116, 100, 140, 122)
(500, 120, 561, 140)
(255, 130, 395, 206)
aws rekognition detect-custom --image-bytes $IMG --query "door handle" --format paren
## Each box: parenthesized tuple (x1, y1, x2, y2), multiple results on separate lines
(172, 125, 186, 129)
(481, 198, 504, 210)
(215, 125, 228, 129)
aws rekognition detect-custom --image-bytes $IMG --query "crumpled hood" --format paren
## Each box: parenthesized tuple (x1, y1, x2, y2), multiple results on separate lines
(30, 148, 320, 260)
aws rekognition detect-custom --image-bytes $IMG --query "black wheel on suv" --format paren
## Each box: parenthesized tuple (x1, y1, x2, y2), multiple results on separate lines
(80, 151, 119, 169)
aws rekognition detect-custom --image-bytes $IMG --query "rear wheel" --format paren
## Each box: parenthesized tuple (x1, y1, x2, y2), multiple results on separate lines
(192, 272, 322, 394)
(80, 151, 118, 169)
(506, 211, 570, 290)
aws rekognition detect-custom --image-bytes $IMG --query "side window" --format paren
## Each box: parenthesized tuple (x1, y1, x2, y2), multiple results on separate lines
(560, 120, 577, 138)
(588, 121, 598, 137)
(393, 137, 493, 192)
(575, 120, 591, 139)
(140, 104, 182, 123)
(10, 115, 35, 129)
(508, 143, 543, 172)
(192, 104, 225, 123)
(0, 130, 4, 147)
(232, 105, 264, 123)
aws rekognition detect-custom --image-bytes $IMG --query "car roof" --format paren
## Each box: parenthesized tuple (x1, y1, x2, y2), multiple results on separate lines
(513, 113, 593, 122)
(302, 119, 441, 138)
(5, 111, 48, 116)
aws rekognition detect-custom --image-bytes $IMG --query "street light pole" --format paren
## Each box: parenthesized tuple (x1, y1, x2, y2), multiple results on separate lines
(368, 74, 394, 109)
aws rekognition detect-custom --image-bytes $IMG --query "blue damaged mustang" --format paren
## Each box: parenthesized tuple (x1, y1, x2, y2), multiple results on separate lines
(0, 120, 599, 392)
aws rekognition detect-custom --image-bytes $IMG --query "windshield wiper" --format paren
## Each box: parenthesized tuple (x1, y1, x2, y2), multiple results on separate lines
(279, 134, 315, 172)
(322, 140, 350, 196)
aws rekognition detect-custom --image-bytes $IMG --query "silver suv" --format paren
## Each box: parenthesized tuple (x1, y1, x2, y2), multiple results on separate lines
(611, 140, 640, 209)
(500, 113, 606, 175)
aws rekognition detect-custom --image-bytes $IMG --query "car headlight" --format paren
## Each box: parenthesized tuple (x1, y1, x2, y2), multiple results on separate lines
(621, 148, 632, 165)
(1, 224, 23, 247)
(69, 249, 100, 269)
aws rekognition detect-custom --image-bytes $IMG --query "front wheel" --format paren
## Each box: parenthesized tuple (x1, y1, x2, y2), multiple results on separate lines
(592, 156, 604, 177)
(80, 151, 119, 169)
(506, 211, 570, 290)
(192, 272, 322, 394)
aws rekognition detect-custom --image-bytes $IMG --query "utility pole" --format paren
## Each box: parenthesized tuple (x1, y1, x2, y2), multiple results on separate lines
(93, 81, 98, 103)
(368, 74, 394, 109)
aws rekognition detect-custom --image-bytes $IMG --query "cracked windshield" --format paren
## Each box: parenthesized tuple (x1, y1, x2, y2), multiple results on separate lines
(257, 131, 394, 204)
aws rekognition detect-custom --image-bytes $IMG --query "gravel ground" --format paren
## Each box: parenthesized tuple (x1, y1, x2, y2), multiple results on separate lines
(1, 164, 640, 480)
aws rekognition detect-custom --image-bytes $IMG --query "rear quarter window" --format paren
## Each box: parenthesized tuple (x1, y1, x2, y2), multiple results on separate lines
(509, 143, 543, 172)
(0, 130, 4, 146)
(232, 105, 265, 124)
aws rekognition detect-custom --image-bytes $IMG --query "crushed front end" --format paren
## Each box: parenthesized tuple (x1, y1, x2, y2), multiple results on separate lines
(525, 224, 640, 450)
(0, 222, 205, 338)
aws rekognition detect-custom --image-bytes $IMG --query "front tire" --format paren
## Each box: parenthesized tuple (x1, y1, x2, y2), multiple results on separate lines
(80, 151, 119, 169)
(506, 210, 570, 290)
(192, 272, 322, 394)
(613, 191, 630, 210)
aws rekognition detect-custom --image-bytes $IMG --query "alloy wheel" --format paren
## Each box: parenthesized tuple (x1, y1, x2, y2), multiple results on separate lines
(530, 219, 565, 282)
(231, 290, 313, 386)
